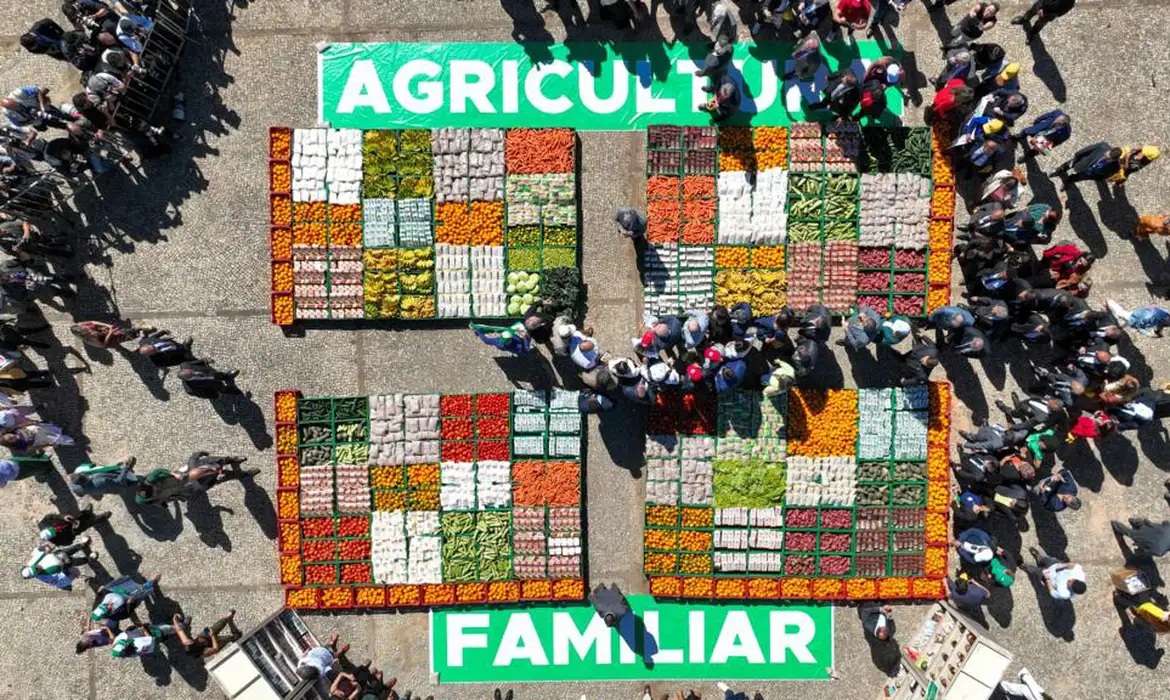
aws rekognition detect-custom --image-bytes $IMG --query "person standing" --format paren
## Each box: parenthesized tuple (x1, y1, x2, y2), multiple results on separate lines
(1010, 0, 1075, 43)
(784, 35, 823, 82)
(840, 307, 881, 349)
(947, 572, 991, 609)
(946, 2, 1000, 49)
(615, 208, 647, 240)
(136, 328, 192, 368)
(807, 68, 861, 120)
(1050, 143, 1159, 191)
(1111, 517, 1170, 557)
(21, 539, 98, 590)
(1013, 110, 1071, 159)
(110, 622, 176, 659)
(831, 0, 871, 39)
(699, 76, 741, 123)
(38, 506, 111, 546)
(899, 333, 939, 385)
(590, 583, 632, 627)
(90, 575, 161, 624)
(1021, 547, 1086, 601)
(858, 602, 896, 640)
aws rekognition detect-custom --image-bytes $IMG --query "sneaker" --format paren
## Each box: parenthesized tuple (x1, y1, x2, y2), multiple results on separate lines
(1009, 14, 1025, 24)
(995, 399, 1011, 415)
(1028, 546, 1041, 559)
(337, 643, 350, 655)
(717, 683, 731, 693)
(243, 468, 261, 477)
(494, 691, 503, 700)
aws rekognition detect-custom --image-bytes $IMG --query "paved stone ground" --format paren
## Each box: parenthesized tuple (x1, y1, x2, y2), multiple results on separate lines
(0, 0, 1169, 698)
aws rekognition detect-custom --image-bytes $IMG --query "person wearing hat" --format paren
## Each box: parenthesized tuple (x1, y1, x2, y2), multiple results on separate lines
(1049, 141, 1128, 190)
(840, 307, 881, 350)
(470, 322, 532, 356)
(110, 622, 176, 659)
(90, 574, 161, 625)
(974, 62, 1020, 99)
(979, 167, 1029, 208)
(1033, 467, 1080, 513)
(877, 315, 913, 346)
(682, 362, 708, 390)
(681, 310, 710, 349)
(38, 505, 111, 547)
(1014, 109, 1071, 159)
(21, 539, 96, 590)
(1010, 0, 1076, 43)
(1111, 145, 1162, 187)
(947, 572, 991, 610)
(615, 207, 647, 240)
(862, 56, 901, 86)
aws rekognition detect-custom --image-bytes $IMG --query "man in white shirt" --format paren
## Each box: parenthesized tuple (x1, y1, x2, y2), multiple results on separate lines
(1022, 546, 1085, 601)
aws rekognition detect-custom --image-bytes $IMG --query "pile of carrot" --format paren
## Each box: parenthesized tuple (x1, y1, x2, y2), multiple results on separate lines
(505, 128, 575, 174)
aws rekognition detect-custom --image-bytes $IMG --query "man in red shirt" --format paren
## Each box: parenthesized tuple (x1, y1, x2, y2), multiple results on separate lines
(832, 0, 872, 38)
(929, 78, 974, 125)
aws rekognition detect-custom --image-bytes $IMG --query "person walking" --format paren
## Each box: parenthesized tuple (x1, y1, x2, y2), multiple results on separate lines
(21, 539, 97, 590)
(1013, 110, 1071, 159)
(899, 333, 939, 385)
(110, 622, 176, 659)
(0, 422, 75, 454)
(38, 506, 111, 546)
(945, 2, 999, 49)
(91, 574, 161, 624)
(177, 358, 241, 398)
(1105, 300, 1170, 337)
(1051, 143, 1159, 191)
(1010, 0, 1075, 43)
(136, 328, 192, 368)
(1021, 546, 1086, 601)
(840, 307, 881, 349)
(69, 457, 139, 496)
(1111, 517, 1170, 557)
(590, 583, 632, 627)
(699, 76, 740, 123)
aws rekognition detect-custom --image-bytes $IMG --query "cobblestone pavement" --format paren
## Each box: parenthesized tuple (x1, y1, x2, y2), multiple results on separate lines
(0, 0, 1168, 698)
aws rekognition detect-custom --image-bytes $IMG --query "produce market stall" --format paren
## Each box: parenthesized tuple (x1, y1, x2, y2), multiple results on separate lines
(268, 128, 581, 325)
(273, 390, 585, 610)
(643, 123, 956, 318)
(644, 383, 952, 601)
(883, 601, 1012, 699)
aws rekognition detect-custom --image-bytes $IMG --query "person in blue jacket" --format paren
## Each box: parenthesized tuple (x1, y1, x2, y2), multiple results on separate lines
(1014, 109, 1070, 159)
(713, 359, 747, 393)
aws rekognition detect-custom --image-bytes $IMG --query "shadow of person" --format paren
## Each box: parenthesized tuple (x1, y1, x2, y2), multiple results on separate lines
(117, 346, 171, 401)
(94, 517, 144, 576)
(209, 392, 273, 450)
(1096, 179, 1140, 240)
(1096, 433, 1140, 487)
(1112, 590, 1165, 669)
(1024, 568, 1077, 641)
(617, 613, 659, 668)
(1025, 34, 1067, 103)
(493, 353, 557, 388)
(941, 353, 990, 422)
(184, 490, 233, 551)
(599, 402, 647, 477)
(1062, 181, 1109, 257)
(985, 582, 1014, 628)
(1029, 504, 1068, 562)
(128, 492, 185, 542)
(242, 475, 278, 541)
(866, 635, 901, 677)
(846, 344, 896, 388)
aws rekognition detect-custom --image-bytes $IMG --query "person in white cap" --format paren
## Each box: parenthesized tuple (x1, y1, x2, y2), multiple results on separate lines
(21, 539, 97, 590)
(551, 317, 576, 357)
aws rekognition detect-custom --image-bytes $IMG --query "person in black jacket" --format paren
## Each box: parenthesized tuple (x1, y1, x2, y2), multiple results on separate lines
(20, 19, 66, 59)
(858, 602, 896, 640)
(899, 333, 939, 385)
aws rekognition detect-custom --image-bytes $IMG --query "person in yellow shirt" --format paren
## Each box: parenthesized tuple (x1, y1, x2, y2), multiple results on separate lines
(1135, 214, 1170, 239)
(1130, 600, 1170, 634)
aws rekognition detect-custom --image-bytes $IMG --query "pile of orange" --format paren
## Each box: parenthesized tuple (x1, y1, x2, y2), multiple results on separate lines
(272, 262, 293, 293)
(329, 203, 362, 223)
(930, 187, 955, 219)
(277, 491, 299, 519)
(487, 581, 520, 603)
(718, 126, 753, 150)
(274, 392, 297, 422)
(271, 196, 291, 226)
(286, 588, 317, 608)
(423, 584, 456, 605)
(270, 128, 291, 160)
(552, 579, 584, 599)
(272, 295, 295, 325)
(330, 223, 362, 247)
(271, 227, 292, 260)
(295, 201, 326, 222)
(279, 555, 302, 585)
(270, 163, 290, 193)
(787, 389, 859, 456)
(293, 223, 327, 246)
(716, 246, 749, 268)
(649, 577, 682, 597)
(275, 424, 297, 454)
(355, 587, 386, 607)
(435, 202, 504, 245)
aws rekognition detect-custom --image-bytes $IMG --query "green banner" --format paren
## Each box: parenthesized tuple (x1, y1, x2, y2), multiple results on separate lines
(319, 42, 902, 130)
(429, 595, 834, 683)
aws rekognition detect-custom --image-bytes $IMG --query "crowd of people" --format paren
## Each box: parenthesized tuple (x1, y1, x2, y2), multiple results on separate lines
(3, 0, 183, 216)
